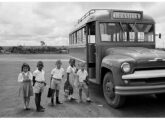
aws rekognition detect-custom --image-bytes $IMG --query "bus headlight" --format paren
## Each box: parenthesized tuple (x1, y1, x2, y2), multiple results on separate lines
(121, 62, 131, 73)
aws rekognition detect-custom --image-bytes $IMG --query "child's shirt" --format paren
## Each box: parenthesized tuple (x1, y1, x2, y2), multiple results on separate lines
(51, 67, 64, 79)
(18, 72, 33, 82)
(67, 65, 76, 74)
(67, 65, 77, 81)
(33, 69, 45, 82)
(77, 69, 88, 83)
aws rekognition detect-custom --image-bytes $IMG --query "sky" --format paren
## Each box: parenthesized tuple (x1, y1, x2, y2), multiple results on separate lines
(0, 2, 165, 47)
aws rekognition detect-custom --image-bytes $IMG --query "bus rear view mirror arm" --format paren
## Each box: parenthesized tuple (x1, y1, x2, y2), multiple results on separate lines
(156, 33, 161, 39)
(159, 33, 161, 39)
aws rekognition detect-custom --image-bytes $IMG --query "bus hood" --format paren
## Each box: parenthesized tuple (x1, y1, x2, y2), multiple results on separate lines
(106, 47, 165, 62)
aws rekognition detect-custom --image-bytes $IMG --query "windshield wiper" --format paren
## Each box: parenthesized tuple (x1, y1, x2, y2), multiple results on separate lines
(120, 22, 124, 31)
(130, 23, 138, 32)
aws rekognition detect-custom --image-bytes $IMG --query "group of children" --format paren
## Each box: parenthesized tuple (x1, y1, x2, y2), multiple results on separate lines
(17, 59, 91, 112)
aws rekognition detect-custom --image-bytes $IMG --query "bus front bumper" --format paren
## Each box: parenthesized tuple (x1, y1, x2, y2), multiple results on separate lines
(115, 84, 165, 95)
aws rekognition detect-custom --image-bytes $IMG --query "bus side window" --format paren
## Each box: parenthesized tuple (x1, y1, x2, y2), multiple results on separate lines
(77, 30, 81, 44)
(73, 33, 77, 44)
(88, 22, 96, 43)
(82, 28, 86, 44)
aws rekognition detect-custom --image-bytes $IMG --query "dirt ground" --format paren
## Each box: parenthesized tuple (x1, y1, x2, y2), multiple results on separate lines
(1, 54, 165, 118)
(0, 54, 113, 118)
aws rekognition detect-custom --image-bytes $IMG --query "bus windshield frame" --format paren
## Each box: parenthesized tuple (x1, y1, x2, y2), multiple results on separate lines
(99, 22, 155, 43)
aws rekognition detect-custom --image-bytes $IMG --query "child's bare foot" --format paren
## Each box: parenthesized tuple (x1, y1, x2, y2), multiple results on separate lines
(23, 105, 27, 110)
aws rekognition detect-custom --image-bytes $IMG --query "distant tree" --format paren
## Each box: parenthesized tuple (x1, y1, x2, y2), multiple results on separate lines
(0, 46, 3, 50)
(40, 41, 46, 46)
(0, 46, 3, 53)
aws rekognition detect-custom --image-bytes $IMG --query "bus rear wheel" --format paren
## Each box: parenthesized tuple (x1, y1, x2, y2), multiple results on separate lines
(103, 72, 125, 108)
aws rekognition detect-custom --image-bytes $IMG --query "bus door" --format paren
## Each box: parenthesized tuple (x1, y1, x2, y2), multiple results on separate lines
(87, 22, 96, 79)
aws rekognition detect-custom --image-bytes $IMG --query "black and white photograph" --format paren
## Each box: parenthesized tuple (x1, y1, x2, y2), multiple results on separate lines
(0, 1, 165, 117)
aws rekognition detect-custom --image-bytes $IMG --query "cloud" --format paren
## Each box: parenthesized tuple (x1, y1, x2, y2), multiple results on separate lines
(0, 2, 85, 46)
(0, 2, 165, 47)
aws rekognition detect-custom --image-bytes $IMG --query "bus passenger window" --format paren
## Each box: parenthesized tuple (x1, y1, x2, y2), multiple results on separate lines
(129, 32, 135, 42)
(123, 32, 127, 41)
(117, 33, 120, 42)
(77, 30, 81, 44)
(148, 34, 154, 42)
(88, 22, 96, 43)
(82, 28, 86, 44)
(88, 35, 95, 43)
(73, 33, 77, 44)
(113, 33, 116, 42)
(72, 34, 74, 44)
(138, 32, 144, 42)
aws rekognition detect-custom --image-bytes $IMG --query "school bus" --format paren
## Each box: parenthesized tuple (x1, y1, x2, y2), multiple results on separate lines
(69, 9, 165, 108)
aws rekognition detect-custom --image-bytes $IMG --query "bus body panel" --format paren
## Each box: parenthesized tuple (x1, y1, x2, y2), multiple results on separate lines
(69, 46, 87, 62)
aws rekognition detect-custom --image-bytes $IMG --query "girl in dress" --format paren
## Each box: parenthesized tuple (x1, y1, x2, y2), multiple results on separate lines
(18, 63, 33, 110)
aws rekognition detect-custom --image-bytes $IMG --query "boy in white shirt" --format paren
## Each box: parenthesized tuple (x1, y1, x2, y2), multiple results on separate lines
(50, 60, 64, 105)
(77, 62, 91, 102)
(33, 61, 46, 112)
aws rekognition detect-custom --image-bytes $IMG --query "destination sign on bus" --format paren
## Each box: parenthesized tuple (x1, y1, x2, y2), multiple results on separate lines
(113, 11, 142, 19)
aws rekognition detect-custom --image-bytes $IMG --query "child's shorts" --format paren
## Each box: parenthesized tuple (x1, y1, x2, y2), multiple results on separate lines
(78, 82, 88, 90)
(51, 78, 61, 90)
(33, 82, 45, 93)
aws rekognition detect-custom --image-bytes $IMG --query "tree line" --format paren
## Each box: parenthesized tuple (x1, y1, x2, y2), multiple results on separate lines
(0, 46, 69, 54)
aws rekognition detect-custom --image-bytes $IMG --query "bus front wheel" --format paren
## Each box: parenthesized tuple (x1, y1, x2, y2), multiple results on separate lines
(103, 72, 125, 108)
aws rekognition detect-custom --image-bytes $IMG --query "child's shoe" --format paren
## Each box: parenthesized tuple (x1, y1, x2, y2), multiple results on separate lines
(40, 105, 45, 109)
(68, 95, 71, 100)
(86, 97, 91, 102)
(51, 98, 54, 106)
(36, 108, 45, 112)
(70, 95, 76, 100)
(56, 97, 62, 104)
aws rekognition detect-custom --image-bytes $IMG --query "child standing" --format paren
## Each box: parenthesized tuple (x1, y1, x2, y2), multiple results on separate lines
(33, 61, 46, 112)
(66, 58, 77, 100)
(50, 60, 64, 105)
(18, 63, 33, 110)
(77, 62, 91, 102)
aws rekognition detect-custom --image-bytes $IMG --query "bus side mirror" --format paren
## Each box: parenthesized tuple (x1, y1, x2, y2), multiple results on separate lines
(159, 33, 161, 39)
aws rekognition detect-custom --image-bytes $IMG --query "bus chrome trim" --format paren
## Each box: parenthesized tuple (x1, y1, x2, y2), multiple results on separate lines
(122, 69, 165, 79)
(148, 58, 165, 62)
(115, 84, 165, 95)
(89, 78, 98, 84)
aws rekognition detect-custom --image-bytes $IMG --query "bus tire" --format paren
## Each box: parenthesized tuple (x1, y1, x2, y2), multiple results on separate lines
(103, 72, 125, 108)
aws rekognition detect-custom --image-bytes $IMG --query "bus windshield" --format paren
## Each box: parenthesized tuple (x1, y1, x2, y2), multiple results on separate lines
(100, 22, 154, 42)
